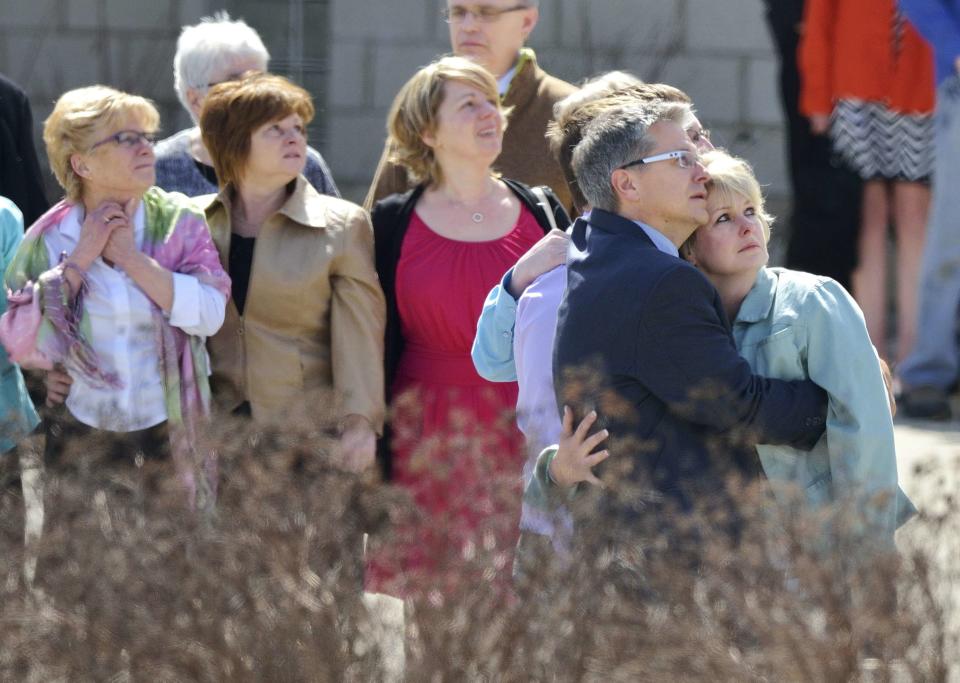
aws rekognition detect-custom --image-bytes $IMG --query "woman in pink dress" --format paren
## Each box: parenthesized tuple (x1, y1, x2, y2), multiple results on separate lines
(369, 56, 569, 598)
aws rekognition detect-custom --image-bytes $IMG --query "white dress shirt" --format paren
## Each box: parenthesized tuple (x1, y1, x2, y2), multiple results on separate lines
(44, 202, 226, 432)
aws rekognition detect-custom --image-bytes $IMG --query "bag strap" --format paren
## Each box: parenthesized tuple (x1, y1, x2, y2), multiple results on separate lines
(530, 186, 559, 233)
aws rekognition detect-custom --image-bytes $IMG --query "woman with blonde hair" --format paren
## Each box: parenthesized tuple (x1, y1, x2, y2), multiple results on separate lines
(369, 55, 570, 597)
(0, 86, 230, 508)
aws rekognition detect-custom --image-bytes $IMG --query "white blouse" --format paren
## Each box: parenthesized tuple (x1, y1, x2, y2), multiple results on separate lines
(44, 202, 226, 432)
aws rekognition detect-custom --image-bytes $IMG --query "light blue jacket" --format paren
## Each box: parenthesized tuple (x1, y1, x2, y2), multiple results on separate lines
(472, 267, 521, 382)
(732, 267, 914, 544)
(0, 197, 40, 453)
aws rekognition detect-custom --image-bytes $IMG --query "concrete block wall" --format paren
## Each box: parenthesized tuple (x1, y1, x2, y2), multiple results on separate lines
(0, 0, 220, 198)
(325, 0, 787, 205)
(0, 0, 329, 199)
(1, 0, 786, 210)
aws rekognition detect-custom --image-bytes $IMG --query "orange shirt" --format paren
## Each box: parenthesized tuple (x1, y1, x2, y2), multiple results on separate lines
(799, 0, 935, 116)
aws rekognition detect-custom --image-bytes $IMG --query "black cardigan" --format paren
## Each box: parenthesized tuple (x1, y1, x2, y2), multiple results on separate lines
(371, 178, 571, 479)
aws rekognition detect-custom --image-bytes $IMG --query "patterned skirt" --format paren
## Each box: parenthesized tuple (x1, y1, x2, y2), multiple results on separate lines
(831, 99, 934, 182)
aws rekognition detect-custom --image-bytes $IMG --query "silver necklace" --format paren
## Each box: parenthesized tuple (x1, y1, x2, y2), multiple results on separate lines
(444, 182, 496, 224)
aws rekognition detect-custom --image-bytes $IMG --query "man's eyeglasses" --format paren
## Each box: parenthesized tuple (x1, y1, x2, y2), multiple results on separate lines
(619, 150, 701, 170)
(89, 130, 159, 151)
(443, 4, 529, 23)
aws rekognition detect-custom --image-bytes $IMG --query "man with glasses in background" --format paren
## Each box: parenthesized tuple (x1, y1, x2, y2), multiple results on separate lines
(364, 0, 576, 211)
(552, 102, 828, 564)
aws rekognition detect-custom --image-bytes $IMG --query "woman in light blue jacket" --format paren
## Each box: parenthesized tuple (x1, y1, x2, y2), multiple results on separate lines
(0, 196, 40, 453)
(533, 150, 914, 554)
(678, 150, 914, 548)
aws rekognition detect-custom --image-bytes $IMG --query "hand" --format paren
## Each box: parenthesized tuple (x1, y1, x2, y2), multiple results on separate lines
(102, 199, 139, 269)
(338, 414, 377, 474)
(44, 365, 73, 407)
(548, 407, 611, 489)
(878, 358, 896, 418)
(508, 228, 569, 298)
(70, 201, 128, 270)
(808, 113, 830, 136)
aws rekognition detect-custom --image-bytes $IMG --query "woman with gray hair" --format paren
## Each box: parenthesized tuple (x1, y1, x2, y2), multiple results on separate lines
(154, 12, 339, 199)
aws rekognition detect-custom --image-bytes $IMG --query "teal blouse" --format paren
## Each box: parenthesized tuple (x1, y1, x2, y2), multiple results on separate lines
(0, 196, 40, 453)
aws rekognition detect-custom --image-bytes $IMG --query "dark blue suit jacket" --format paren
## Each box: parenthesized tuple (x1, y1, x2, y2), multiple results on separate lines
(554, 209, 827, 542)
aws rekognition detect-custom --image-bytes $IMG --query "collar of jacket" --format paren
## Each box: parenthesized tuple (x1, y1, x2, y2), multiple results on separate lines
(203, 175, 331, 230)
(502, 47, 541, 108)
(733, 265, 777, 324)
(587, 208, 660, 245)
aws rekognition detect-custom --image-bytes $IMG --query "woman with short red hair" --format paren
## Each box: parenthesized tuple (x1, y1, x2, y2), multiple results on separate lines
(199, 72, 386, 472)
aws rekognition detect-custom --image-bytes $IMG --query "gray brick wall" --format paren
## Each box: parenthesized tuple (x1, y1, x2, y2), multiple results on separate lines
(1, 0, 786, 211)
(326, 0, 786, 205)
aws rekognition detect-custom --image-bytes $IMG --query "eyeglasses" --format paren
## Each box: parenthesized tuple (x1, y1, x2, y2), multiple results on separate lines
(619, 150, 701, 170)
(89, 130, 158, 151)
(442, 4, 529, 23)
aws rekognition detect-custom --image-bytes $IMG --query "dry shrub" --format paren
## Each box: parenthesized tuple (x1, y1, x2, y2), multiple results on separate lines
(0, 406, 405, 682)
(404, 467, 954, 682)
(0, 401, 955, 682)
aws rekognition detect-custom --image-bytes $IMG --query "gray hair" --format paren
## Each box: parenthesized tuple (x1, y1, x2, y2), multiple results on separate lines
(173, 11, 270, 121)
(572, 102, 692, 212)
(552, 70, 643, 121)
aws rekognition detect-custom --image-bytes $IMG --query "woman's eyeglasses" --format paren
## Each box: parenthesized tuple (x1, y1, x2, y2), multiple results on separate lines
(89, 130, 159, 151)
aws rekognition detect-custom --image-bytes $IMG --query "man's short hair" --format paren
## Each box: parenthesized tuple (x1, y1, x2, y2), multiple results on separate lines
(548, 73, 693, 213)
(573, 102, 692, 213)
(173, 11, 270, 120)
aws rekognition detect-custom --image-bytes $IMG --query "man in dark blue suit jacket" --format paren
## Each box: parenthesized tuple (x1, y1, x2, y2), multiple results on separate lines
(553, 102, 827, 559)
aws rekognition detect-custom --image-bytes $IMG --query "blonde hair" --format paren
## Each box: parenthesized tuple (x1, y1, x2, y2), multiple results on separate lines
(386, 55, 507, 186)
(44, 86, 160, 202)
(700, 149, 773, 241)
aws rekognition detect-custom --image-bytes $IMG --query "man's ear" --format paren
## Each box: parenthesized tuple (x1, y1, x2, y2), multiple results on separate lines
(70, 154, 90, 178)
(610, 168, 640, 205)
(520, 7, 539, 40)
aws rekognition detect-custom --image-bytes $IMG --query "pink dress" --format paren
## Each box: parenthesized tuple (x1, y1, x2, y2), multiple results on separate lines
(369, 205, 544, 598)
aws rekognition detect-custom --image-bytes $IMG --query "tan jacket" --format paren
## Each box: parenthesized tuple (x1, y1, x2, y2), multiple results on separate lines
(363, 50, 578, 212)
(203, 176, 386, 431)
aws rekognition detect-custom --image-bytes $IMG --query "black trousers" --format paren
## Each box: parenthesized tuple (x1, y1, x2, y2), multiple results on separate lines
(763, 0, 863, 291)
(43, 406, 169, 468)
